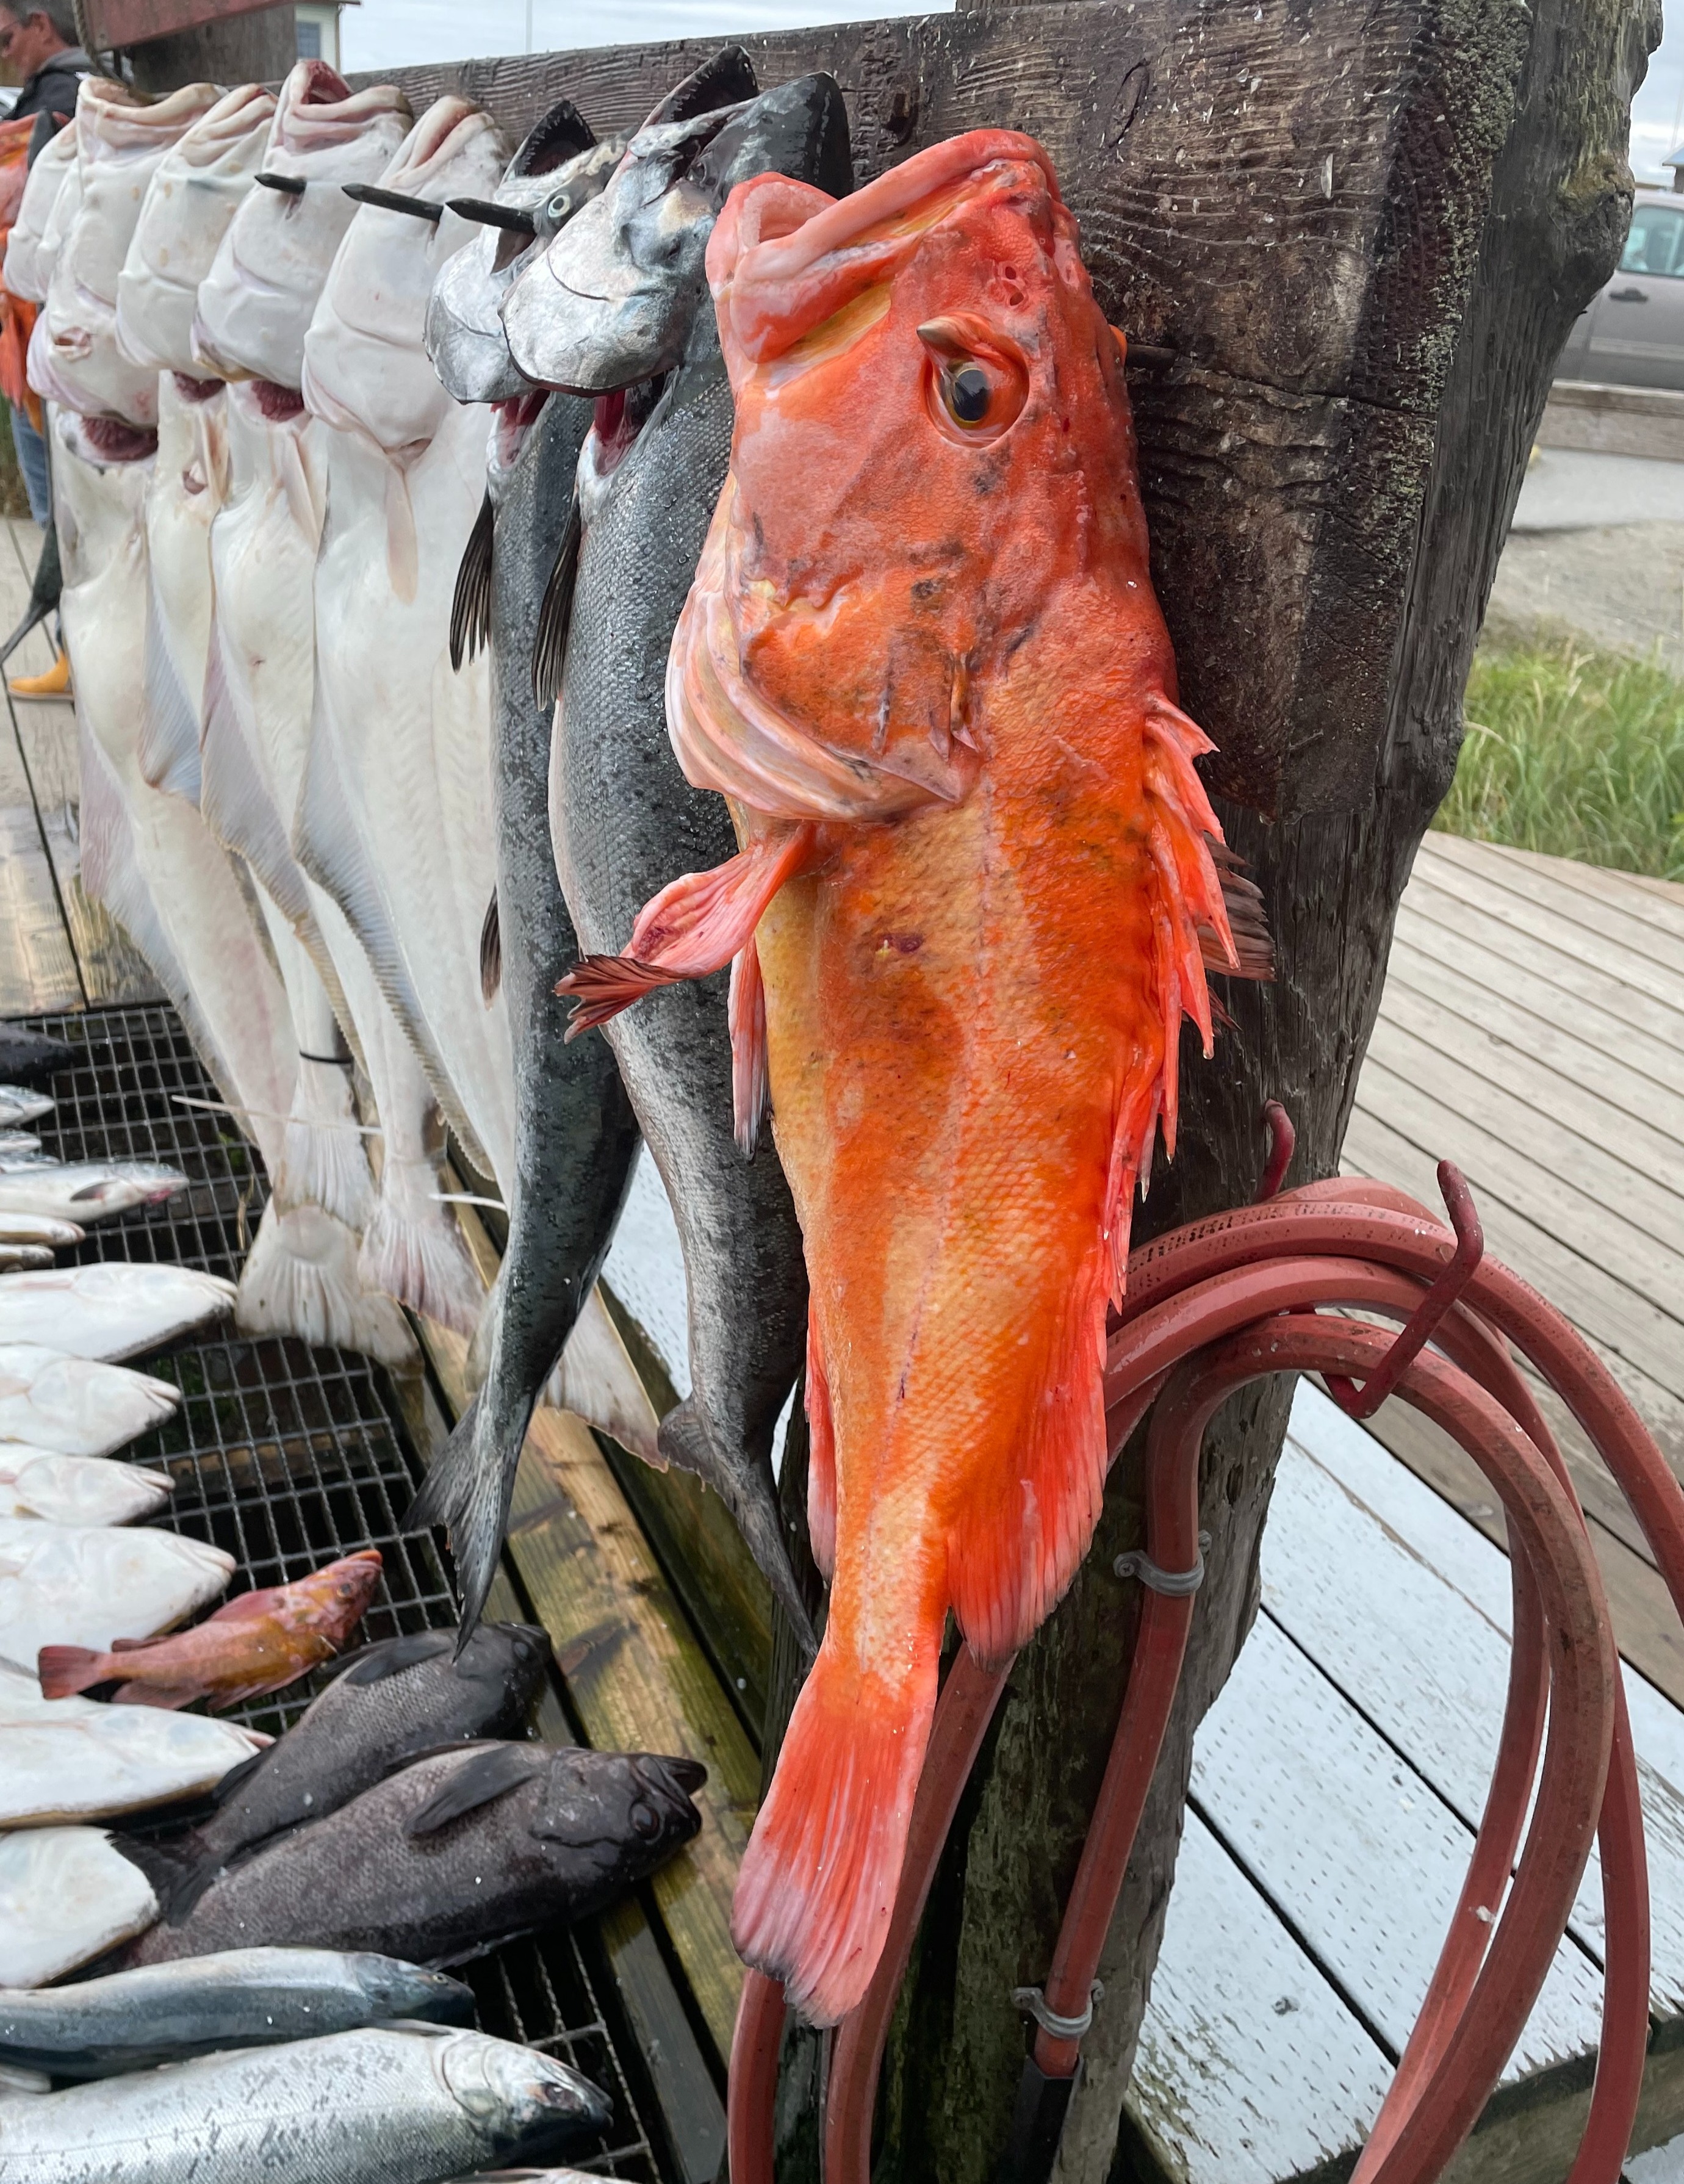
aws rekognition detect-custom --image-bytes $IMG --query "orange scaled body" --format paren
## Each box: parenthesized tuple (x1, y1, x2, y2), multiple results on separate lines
(37, 1549, 382, 1711)
(564, 132, 1262, 2025)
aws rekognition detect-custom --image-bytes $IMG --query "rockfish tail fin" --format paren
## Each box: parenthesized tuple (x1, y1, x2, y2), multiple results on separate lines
(38, 1646, 112, 1699)
(733, 1632, 939, 2025)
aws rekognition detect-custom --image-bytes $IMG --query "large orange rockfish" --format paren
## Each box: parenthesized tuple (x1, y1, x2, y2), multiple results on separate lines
(561, 129, 1270, 2024)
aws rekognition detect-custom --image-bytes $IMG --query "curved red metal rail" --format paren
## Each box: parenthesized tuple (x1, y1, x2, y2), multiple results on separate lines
(727, 1155, 1684, 2184)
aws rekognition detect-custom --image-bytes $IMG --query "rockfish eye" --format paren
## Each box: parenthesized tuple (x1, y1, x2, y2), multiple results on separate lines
(917, 315, 1028, 444)
(945, 364, 991, 425)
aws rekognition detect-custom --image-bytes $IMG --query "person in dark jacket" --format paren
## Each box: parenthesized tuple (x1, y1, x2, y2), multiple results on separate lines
(0, 0, 84, 694)
(0, 0, 88, 142)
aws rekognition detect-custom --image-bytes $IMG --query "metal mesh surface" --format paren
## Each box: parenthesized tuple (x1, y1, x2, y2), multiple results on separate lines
(10, 1001, 665, 2182)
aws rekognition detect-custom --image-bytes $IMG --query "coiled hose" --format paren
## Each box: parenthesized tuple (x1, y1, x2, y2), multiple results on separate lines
(729, 1115, 1683, 2184)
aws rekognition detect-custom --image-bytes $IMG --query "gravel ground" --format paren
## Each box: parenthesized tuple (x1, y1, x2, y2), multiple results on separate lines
(1486, 516, 1684, 669)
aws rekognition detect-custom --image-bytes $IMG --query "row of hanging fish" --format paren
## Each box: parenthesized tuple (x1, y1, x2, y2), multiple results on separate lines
(16, 40, 1273, 2033)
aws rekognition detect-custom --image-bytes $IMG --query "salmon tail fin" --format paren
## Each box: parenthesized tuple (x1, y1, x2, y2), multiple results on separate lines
(556, 825, 816, 1037)
(947, 1247, 1110, 1665)
(37, 1645, 107, 1699)
(733, 1635, 940, 2025)
(728, 936, 769, 1155)
(805, 1310, 836, 1583)
(405, 1393, 508, 1646)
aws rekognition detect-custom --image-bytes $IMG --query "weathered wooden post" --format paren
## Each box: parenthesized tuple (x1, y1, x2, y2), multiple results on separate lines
(78, 0, 296, 95)
(372, 0, 1656, 2169)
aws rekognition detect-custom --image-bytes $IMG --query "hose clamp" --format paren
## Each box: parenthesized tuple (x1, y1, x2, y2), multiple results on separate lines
(1012, 1982, 1104, 2041)
(1114, 1531, 1211, 1596)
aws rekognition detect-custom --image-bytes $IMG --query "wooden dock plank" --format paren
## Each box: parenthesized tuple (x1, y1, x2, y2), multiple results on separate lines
(412, 1189, 758, 2067)
(1481, 842, 1684, 946)
(1424, 835, 1684, 975)
(1391, 908, 1684, 1102)
(1342, 1109, 1684, 1416)
(1121, 1811, 1392, 2183)
(1262, 1436, 1684, 2009)
(1402, 862, 1684, 1034)
(1190, 1615, 1605, 2079)
(1375, 962, 1684, 1164)
(1358, 1034, 1684, 1278)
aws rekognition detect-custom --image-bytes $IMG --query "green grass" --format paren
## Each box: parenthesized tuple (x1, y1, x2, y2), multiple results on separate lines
(1437, 627, 1684, 882)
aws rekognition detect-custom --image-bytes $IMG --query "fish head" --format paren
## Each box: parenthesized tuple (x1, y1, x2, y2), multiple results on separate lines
(289, 1548, 384, 1640)
(351, 1952, 477, 2025)
(425, 96, 617, 406)
(192, 61, 412, 388)
(301, 95, 506, 452)
(116, 82, 277, 377)
(437, 2030, 612, 2151)
(667, 130, 1160, 824)
(39, 79, 218, 428)
(533, 1748, 705, 1881)
(499, 44, 768, 392)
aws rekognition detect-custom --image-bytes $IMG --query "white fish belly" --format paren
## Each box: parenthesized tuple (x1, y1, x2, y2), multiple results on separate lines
(0, 1517, 232, 1660)
(0, 1264, 236, 1362)
(0, 1344, 179, 1460)
(0, 1828, 158, 1986)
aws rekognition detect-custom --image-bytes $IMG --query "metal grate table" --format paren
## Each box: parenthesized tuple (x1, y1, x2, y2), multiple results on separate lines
(10, 1001, 671, 2182)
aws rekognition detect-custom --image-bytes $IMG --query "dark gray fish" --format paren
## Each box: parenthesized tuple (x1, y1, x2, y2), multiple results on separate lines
(0, 1946, 473, 2078)
(0, 1029, 72, 1087)
(425, 99, 621, 409)
(0, 2025, 611, 2183)
(501, 60, 852, 1657)
(412, 107, 642, 1641)
(125, 1739, 706, 1970)
(179, 1622, 555, 1870)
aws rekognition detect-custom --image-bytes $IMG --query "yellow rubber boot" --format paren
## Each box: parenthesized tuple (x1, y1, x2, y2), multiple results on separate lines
(9, 647, 71, 699)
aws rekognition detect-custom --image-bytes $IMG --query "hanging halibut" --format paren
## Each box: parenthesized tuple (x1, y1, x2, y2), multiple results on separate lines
(40, 78, 218, 426)
(108, 79, 400, 1360)
(300, 96, 514, 1198)
(195, 67, 480, 1338)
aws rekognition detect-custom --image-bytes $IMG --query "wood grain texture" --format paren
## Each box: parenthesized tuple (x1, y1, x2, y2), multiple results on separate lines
(362, 0, 1503, 817)
(411, 1189, 759, 2067)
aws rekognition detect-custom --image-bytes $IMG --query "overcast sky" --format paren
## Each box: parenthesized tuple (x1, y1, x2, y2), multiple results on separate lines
(344, 0, 1683, 186)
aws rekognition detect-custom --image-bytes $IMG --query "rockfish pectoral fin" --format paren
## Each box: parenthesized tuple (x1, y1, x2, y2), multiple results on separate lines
(557, 823, 816, 1037)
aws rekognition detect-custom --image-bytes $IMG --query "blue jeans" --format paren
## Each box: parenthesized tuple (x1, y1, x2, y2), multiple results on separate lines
(10, 404, 48, 528)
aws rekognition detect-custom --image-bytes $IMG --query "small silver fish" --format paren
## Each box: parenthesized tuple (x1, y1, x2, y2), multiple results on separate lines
(0, 1161, 187, 1226)
(0, 1945, 472, 2077)
(0, 1089, 50, 1131)
(0, 1134, 39, 1157)
(0, 1216, 85, 1249)
(0, 2025, 612, 2180)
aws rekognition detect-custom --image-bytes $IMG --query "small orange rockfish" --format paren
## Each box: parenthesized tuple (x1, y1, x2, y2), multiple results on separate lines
(38, 1548, 383, 1711)
(561, 131, 1268, 2024)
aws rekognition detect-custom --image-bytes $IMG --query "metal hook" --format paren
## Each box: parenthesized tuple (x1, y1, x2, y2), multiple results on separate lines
(1254, 1098, 1295, 1202)
(448, 195, 537, 236)
(343, 182, 442, 223)
(1325, 1159, 1484, 1421)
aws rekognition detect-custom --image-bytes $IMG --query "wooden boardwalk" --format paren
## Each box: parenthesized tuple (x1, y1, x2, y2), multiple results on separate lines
(7, 533, 1684, 2179)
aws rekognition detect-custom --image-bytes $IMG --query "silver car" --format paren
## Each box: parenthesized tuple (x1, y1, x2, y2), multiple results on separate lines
(1557, 186, 1684, 390)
